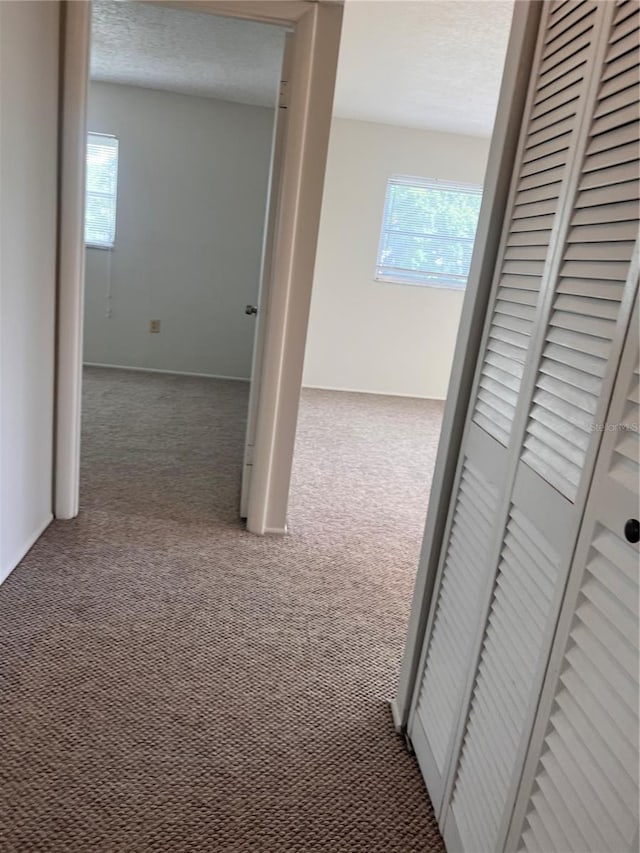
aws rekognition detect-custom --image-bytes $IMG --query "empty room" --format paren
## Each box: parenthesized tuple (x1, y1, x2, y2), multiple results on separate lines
(0, 1, 638, 852)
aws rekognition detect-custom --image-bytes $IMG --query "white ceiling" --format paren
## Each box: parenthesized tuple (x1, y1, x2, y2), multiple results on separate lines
(90, 0, 514, 137)
(90, 1, 285, 107)
(334, 0, 514, 136)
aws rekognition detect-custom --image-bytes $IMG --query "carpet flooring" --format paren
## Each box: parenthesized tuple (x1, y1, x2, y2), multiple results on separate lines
(0, 367, 445, 853)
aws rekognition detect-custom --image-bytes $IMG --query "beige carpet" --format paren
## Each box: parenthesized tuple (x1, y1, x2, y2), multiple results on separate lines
(0, 367, 445, 853)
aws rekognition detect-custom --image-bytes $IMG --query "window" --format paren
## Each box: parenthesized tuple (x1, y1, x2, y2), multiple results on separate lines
(85, 132, 119, 249)
(376, 175, 482, 289)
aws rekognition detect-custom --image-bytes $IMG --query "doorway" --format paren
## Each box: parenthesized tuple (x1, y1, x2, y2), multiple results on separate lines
(288, 1, 513, 535)
(55, 0, 342, 535)
(79, 0, 285, 523)
(285, 0, 514, 734)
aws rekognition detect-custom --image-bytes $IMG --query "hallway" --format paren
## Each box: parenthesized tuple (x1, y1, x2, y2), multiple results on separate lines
(0, 368, 445, 852)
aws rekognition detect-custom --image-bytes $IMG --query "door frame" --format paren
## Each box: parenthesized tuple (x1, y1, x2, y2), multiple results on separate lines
(240, 32, 294, 521)
(54, 0, 343, 534)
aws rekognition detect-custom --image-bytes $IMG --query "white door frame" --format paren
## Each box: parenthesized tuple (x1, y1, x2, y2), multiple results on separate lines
(241, 32, 294, 521)
(54, 0, 343, 534)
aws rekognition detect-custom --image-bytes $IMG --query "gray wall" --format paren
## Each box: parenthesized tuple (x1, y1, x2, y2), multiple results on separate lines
(84, 82, 275, 378)
(0, 1, 59, 582)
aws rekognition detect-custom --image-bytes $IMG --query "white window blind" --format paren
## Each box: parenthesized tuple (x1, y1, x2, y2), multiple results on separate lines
(376, 176, 482, 289)
(85, 132, 119, 249)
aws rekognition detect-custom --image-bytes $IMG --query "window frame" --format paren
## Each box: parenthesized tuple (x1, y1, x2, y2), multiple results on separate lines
(375, 174, 483, 291)
(85, 131, 119, 250)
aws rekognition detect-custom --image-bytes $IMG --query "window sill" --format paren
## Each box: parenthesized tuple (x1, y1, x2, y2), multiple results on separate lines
(85, 243, 114, 251)
(374, 274, 467, 291)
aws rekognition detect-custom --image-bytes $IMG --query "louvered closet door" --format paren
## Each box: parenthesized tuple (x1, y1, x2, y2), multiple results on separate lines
(408, 0, 602, 816)
(506, 295, 639, 853)
(407, 1, 640, 849)
(443, 3, 640, 850)
(408, 438, 503, 809)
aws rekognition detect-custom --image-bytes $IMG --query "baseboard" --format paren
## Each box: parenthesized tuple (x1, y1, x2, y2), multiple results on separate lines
(302, 383, 446, 402)
(389, 698, 405, 734)
(245, 524, 287, 536)
(0, 514, 53, 586)
(84, 362, 250, 382)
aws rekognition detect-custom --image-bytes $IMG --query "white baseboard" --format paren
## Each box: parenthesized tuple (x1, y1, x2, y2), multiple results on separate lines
(84, 362, 250, 382)
(246, 523, 288, 535)
(0, 514, 53, 586)
(389, 698, 404, 733)
(302, 383, 446, 402)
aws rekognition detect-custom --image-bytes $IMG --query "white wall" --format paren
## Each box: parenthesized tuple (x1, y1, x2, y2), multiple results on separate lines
(0, 1, 59, 582)
(303, 118, 491, 399)
(84, 83, 275, 379)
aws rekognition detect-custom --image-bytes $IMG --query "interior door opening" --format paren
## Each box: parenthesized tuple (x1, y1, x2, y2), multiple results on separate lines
(79, 0, 286, 525)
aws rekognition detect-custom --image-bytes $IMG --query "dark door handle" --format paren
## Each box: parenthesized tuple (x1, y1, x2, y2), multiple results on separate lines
(624, 518, 639, 544)
(245, 305, 258, 316)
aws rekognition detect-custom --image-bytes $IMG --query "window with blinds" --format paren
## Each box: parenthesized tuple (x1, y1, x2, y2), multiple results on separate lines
(375, 176, 482, 289)
(85, 132, 119, 249)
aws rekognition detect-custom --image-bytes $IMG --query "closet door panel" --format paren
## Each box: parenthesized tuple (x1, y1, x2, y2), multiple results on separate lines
(443, 458, 575, 852)
(448, 505, 563, 853)
(522, 0, 640, 500)
(507, 297, 639, 853)
(439, 3, 639, 850)
(472, 0, 600, 449)
(407, 0, 603, 821)
(409, 438, 503, 810)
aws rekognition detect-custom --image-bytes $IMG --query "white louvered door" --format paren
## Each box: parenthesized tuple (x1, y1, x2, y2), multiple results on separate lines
(505, 295, 639, 853)
(443, 3, 639, 849)
(408, 435, 504, 808)
(407, 2, 640, 851)
(407, 0, 603, 811)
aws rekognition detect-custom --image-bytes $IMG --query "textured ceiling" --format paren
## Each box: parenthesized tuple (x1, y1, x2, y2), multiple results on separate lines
(90, 1, 285, 107)
(333, 0, 514, 136)
(90, 0, 514, 137)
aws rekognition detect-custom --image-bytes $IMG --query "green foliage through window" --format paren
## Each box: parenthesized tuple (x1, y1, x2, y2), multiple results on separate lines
(376, 176, 482, 288)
